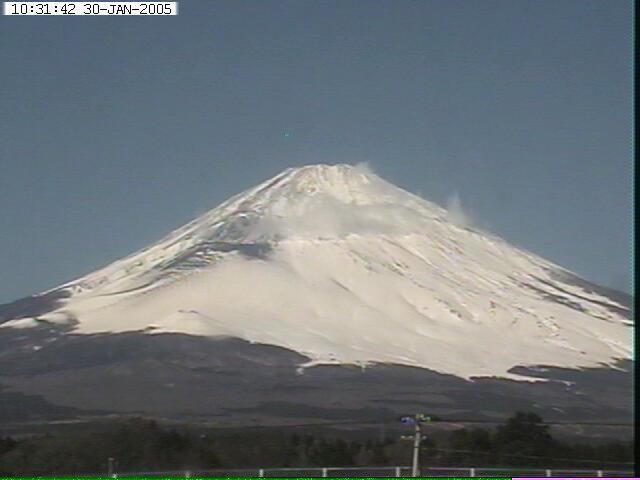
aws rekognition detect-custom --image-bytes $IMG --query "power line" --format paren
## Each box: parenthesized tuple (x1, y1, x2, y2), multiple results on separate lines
(207, 419, 384, 430)
(434, 418, 633, 427)
(205, 417, 633, 430)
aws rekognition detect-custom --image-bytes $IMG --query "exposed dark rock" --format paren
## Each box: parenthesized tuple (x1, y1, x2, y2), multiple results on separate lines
(0, 289, 70, 325)
(548, 270, 632, 314)
(0, 330, 631, 439)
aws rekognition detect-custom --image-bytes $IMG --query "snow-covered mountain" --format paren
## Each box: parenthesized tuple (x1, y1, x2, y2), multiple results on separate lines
(1, 164, 632, 380)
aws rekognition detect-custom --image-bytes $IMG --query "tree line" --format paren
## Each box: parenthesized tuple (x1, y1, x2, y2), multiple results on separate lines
(0, 412, 633, 475)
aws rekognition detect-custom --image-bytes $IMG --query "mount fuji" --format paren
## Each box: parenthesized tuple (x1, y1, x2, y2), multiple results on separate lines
(0, 164, 632, 430)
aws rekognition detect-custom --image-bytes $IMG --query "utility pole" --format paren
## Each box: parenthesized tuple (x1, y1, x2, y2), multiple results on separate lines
(400, 413, 433, 478)
(411, 422, 421, 477)
(107, 457, 116, 478)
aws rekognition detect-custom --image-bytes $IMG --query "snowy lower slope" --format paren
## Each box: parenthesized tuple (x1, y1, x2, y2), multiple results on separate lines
(2, 164, 631, 379)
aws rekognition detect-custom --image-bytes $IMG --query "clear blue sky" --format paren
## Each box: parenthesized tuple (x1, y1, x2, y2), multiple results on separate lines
(0, 0, 632, 304)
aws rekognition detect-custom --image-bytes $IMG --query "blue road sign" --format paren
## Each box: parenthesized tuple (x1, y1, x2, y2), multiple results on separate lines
(400, 416, 417, 424)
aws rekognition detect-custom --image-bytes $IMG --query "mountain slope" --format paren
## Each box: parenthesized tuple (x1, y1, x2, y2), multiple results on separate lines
(0, 164, 631, 379)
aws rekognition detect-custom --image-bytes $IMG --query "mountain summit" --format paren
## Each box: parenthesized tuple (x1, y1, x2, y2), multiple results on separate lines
(1, 164, 631, 379)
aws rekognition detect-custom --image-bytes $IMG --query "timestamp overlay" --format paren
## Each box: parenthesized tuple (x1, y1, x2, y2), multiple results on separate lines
(3, 2, 178, 15)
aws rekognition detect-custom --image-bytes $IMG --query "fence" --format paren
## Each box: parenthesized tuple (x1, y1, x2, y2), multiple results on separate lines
(113, 466, 636, 477)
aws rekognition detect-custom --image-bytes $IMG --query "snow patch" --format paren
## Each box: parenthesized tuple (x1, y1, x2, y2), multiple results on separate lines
(0, 318, 40, 329)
